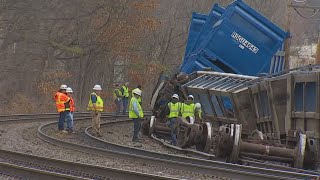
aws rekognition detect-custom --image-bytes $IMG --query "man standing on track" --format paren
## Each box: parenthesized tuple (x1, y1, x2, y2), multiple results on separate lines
(66, 87, 75, 134)
(121, 82, 130, 115)
(54, 84, 71, 134)
(129, 88, 143, 142)
(113, 83, 123, 115)
(167, 94, 181, 146)
(87, 85, 104, 137)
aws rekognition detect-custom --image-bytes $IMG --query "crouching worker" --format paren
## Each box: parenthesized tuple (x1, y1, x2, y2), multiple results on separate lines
(129, 89, 144, 142)
(167, 94, 181, 146)
(181, 95, 196, 124)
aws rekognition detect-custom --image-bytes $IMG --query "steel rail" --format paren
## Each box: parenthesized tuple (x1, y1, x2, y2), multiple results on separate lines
(239, 157, 320, 176)
(150, 133, 320, 176)
(38, 118, 319, 180)
(0, 160, 89, 180)
(0, 112, 145, 123)
(87, 121, 320, 179)
(0, 111, 151, 118)
(0, 148, 177, 180)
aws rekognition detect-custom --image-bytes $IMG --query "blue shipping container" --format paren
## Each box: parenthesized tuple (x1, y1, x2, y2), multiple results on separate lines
(181, 0, 289, 76)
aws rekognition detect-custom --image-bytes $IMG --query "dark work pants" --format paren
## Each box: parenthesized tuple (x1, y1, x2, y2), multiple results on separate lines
(58, 111, 68, 130)
(132, 118, 142, 140)
(115, 99, 122, 115)
(168, 118, 177, 145)
(122, 97, 128, 114)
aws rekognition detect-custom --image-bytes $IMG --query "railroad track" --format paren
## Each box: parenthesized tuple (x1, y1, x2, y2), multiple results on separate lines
(0, 112, 147, 123)
(0, 112, 174, 180)
(38, 117, 320, 180)
(0, 148, 177, 180)
(150, 131, 320, 177)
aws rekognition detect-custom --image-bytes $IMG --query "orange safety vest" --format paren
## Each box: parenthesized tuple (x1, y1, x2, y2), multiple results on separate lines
(70, 97, 75, 112)
(54, 92, 70, 112)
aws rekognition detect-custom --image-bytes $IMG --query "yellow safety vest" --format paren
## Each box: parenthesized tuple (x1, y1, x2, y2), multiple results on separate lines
(113, 88, 122, 100)
(122, 85, 129, 98)
(168, 102, 181, 118)
(87, 92, 104, 111)
(129, 97, 144, 118)
(181, 103, 195, 118)
(131, 88, 141, 103)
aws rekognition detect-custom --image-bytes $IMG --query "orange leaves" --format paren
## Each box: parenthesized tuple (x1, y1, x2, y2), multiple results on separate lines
(37, 71, 71, 96)
(5, 94, 37, 114)
(140, 17, 160, 31)
(147, 61, 166, 75)
(132, 0, 159, 12)
(90, 0, 160, 58)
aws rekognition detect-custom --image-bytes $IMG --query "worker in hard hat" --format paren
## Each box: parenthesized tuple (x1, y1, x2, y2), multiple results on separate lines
(121, 82, 130, 115)
(66, 87, 75, 134)
(87, 85, 104, 137)
(167, 94, 181, 145)
(180, 94, 196, 124)
(195, 102, 202, 123)
(113, 83, 123, 115)
(54, 85, 71, 134)
(129, 88, 144, 142)
(131, 85, 142, 105)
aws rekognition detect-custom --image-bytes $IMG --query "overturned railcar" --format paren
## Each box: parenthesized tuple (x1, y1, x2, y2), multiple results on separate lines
(144, 0, 320, 169)
(172, 66, 320, 169)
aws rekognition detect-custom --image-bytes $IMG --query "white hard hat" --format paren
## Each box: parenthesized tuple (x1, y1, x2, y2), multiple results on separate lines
(172, 94, 179, 100)
(66, 87, 73, 93)
(93, 85, 102, 91)
(188, 95, 194, 100)
(60, 84, 67, 90)
(132, 89, 142, 96)
(195, 103, 201, 109)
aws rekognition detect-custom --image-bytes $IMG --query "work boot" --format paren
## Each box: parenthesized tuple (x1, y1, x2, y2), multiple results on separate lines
(67, 129, 75, 134)
(59, 130, 68, 134)
(132, 137, 139, 142)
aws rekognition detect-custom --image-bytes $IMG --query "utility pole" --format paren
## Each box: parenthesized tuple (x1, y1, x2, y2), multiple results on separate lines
(285, 1, 320, 68)
(316, 24, 320, 64)
(284, 0, 292, 69)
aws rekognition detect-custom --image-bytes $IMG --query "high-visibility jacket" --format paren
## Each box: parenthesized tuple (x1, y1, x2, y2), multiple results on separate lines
(113, 88, 122, 100)
(122, 85, 129, 98)
(131, 88, 141, 103)
(168, 102, 181, 118)
(70, 97, 75, 112)
(181, 103, 195, 118)
(87, 92, 104, 111)
(54, 92, 70, 112)
(129, 97, 144, 118)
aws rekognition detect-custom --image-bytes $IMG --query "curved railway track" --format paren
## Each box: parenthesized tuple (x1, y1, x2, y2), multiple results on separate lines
(0, 148, 176, 180)
(38, 117, 320, 180)
(1, 112, 175, 180)
(1, 112, 320, 179)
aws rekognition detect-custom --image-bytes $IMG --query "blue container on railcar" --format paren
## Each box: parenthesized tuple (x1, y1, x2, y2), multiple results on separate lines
(182, 0, 289, 76)
(189, 4, 225, 56)
(183, 13, 207, 60)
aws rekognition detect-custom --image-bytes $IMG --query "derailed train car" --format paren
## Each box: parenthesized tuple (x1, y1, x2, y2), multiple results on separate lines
(175, 66, 320, 169)
(143, 0, 320, 170)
